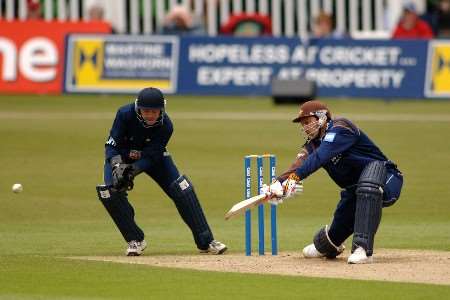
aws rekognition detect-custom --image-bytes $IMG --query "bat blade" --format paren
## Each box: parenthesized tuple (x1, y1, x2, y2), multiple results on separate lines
(225, 194, 267, 220)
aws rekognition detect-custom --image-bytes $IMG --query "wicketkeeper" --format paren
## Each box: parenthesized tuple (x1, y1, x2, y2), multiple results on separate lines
(263, 100, 403, 264)
(96, 87, 227, 256)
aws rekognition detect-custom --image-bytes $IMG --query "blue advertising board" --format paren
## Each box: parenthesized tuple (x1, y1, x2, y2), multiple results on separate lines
(64, 35, 445, 98)
(177, 36, 429, 98)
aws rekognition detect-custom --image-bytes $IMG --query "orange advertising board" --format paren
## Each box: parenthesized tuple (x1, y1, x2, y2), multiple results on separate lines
(0, 20, 111, 94)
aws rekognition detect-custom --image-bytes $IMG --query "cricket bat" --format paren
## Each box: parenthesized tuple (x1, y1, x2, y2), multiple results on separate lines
(224, 194, 268, 220)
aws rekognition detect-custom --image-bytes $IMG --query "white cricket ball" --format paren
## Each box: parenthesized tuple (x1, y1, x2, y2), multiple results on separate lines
(12, 183, 23, 193)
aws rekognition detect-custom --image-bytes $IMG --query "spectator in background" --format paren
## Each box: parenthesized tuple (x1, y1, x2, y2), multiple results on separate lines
(433, 0, 450, 38)
(312, 11, 346, 39)
(220, 13, 272, 37)
(27, 0, 42, 20)
(87, 3, 105, 21)
(392, 2, 434, 39)
(159, 5, 206, 35)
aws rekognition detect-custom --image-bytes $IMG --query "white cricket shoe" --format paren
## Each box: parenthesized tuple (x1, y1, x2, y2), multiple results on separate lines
(302, 243, 325, 258)
(199, 240, 228, 255)
(126, 240, 147, 256)
(347, 246, 373, 264)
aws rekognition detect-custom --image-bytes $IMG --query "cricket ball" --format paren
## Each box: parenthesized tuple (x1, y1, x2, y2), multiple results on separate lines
(12, 183, 23, 193)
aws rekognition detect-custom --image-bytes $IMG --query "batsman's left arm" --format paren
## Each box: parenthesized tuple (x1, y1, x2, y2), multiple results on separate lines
(294, 126, 358, 181)
(262, 148, 309, 203)
(276, 148, 309, 182)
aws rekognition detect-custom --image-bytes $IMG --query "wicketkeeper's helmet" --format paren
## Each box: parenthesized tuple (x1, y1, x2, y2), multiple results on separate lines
(134, 87, 166, 127)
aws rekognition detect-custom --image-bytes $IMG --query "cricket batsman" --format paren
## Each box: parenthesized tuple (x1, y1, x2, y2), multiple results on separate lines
(96, 87, 227, 256)
(263, 100, 403, 263)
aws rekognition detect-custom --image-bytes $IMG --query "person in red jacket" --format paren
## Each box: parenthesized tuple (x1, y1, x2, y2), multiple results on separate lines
(220, 13, 272, 36)
(392, 2, 434, 39)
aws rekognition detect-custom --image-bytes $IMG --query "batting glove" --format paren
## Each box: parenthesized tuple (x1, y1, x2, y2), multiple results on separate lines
(261, 180, 284, 199)
(295, 181, 304, 193)
(268, 196, 284, 206)
(282, 173, 303, 199)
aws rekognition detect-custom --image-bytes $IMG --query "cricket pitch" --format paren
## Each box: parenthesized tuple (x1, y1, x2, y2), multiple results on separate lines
(75, 249, 450, 285)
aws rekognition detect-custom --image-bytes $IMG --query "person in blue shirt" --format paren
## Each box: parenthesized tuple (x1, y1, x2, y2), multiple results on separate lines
(96, 87, 227, 256)
(264, 100, 403, 264)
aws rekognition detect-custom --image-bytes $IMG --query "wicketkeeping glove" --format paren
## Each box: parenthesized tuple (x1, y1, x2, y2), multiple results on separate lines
(110, 155, 136, 192)
(112, 163, 135, 192)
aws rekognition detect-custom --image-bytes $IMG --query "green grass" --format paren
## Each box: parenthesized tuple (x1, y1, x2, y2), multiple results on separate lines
(0, 95, 449, 299)
(1, 256, 448, 300)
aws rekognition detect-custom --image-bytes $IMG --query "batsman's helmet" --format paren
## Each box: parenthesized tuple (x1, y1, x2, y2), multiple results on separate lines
(292, 100, 332, 141)
(134, 87, 166, 127)
(292, 100, 331, 123)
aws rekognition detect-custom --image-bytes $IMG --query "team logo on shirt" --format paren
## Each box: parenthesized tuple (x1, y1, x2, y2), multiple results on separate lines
(331, 154, 342, 165)
(106, 136, 116, 146)
(323, 132, 336, 142)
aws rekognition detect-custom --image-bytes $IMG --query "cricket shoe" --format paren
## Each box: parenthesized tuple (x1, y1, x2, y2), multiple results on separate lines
(347, 246, 373, 264)
(199, 240, 228, 255)
(302, 243, 325, 258)
(303, 243, 345, 258)
(126, 240, 147, 256)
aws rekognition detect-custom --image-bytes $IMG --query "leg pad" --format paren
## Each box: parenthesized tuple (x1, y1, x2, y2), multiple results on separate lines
(96, 184, 144, 242)
(352, 161, 386, 256)
(313, 225, 345, 259)
(168, 176, 213, 249)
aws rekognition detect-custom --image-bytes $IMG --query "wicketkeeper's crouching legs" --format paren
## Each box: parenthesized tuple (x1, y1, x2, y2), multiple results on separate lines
(168, 175, 215, 251)
(96, 185, 145, 242)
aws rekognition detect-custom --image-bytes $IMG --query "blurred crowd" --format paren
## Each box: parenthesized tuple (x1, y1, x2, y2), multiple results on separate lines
(392, 0, 450, 39)
(142, 0, 450, 39)
(3, 0, 450, 39)
(16, 0, 106, 21)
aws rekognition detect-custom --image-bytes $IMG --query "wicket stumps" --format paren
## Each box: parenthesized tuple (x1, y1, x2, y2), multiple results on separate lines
(244, 154, 277, 256)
